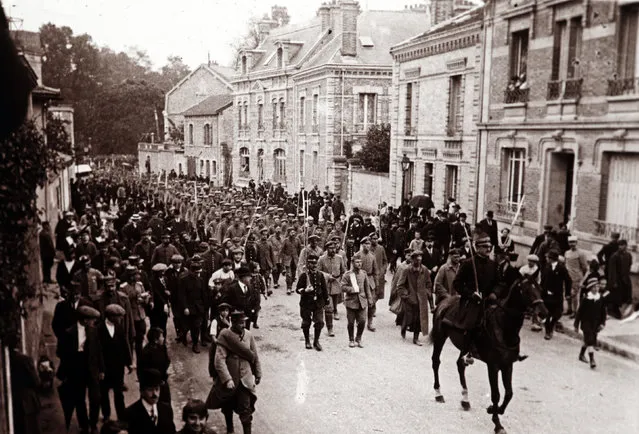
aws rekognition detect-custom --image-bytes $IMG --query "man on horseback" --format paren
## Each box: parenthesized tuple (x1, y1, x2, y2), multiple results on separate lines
(446, 232, 498, 365)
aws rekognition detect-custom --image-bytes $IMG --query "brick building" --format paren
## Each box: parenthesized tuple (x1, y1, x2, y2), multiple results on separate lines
(232, 0, 428, 194)
(389, 3, 483, 220)
(478, 0, 639, 268)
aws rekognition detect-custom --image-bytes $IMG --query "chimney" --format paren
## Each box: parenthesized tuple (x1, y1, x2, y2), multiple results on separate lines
(318, 3, 331, 32)
(257, 16, 278, 43)
(340, 0, 360, 57)
(431, 0, 453, 26)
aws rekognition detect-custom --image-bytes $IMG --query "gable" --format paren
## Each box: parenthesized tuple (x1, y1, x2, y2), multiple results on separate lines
(165, 66, 233, 116)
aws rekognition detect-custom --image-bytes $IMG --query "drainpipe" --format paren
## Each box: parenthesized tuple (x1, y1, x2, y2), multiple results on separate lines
(341, 68, 345, 156)
(475, 3, 492, 223)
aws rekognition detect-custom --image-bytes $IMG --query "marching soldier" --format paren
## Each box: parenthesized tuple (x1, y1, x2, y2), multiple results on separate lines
(296, 254, 330, 351)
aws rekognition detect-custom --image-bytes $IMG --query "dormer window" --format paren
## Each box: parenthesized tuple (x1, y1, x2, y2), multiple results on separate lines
(241, 55, 248, 75)
(277, 47, 283, 68)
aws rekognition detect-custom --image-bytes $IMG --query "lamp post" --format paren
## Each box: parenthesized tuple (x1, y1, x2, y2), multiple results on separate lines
(400, 153, 411, 204)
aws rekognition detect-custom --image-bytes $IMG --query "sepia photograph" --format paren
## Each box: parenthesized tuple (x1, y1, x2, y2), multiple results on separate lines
(0, 0, 637, 433)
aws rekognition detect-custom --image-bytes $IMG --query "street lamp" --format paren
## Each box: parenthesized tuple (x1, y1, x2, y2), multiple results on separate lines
(401, 153, 411, 203)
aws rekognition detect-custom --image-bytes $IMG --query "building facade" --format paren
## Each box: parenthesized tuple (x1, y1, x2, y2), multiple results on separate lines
(389, 4, 483, 220)
(478, 0, 639, 268)
(232, 0, 429, 194)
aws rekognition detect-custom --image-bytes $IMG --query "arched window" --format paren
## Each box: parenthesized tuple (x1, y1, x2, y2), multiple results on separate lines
(274, 148, 286, 182)
(200, 159, 204, 176)
(243, 102, 249, 129)
(205, 160, 210, 178)
(212, 160, 217, 175)
(240, 147, 250, 176)
(203, 124, 211, 145)
(188, 124, 194, 144)
(277, 47, 283, 68)
(257, 101, 264, 129)
(279, 98, 285, 130)
(272, 98, 278, 130)
(241, 55, 247, 75)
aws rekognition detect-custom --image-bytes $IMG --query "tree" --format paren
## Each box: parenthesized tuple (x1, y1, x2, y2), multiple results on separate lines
(355, 123, 391, 173)
(231, 5, 290, 65)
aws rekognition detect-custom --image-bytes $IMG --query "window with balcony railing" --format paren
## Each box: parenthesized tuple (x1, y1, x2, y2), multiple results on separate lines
(549, 17, 583, 100)
(609, 4, 639, 97)
(504, 87, 529, 103)
(447, 75, 462, 136)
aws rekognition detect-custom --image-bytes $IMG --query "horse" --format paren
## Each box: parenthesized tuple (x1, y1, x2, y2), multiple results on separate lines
(429, 278, 549, 434)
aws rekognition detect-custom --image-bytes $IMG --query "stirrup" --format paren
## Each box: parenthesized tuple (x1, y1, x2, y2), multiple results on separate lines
(462, 352, 474, 366)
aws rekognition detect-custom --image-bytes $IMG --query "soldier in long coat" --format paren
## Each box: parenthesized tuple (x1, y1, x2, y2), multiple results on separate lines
(370, 233, 388, 300)
(353, 237, 378, 332)
(396, 251, 433, 345)
(318, 241, 346, 336)
(296, 254, 330, 351)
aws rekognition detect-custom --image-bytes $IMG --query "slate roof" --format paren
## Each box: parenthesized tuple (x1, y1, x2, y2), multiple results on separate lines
(182, 94, 233, 117)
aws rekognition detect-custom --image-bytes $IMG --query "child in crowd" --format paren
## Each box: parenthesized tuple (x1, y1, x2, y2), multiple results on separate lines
(408, 231, 424, 253)
(138, 327, 171, 403)
(208, 303, 231, 380)
(574, 276, 607, 369)
(178, 399, 216, 434)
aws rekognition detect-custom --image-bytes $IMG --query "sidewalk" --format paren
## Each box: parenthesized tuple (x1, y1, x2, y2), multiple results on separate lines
(557, 313, 639, 363)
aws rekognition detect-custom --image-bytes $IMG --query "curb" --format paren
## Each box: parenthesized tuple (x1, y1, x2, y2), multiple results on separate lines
(555, 321, 639, 363)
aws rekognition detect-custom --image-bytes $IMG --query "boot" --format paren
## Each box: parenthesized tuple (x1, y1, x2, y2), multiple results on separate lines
(327, 327, 335, 337)
(413, 331, 422, 346)
(367, 316, 376, 332)
(589, 352, 596, 369)
(579, 346, 587, 363)
(303, 328, 312, 349)
(241, 421, 251, 434)
(313, 329, 323, 351)
(224, 411, 234, 433)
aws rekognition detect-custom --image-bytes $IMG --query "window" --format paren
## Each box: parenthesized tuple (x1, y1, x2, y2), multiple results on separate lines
(203, 124, 211, 145)
(299, 96, 306, 128)
(277, 47, 283, 68)
(272, 99, 278, 130)
(240, 147, 250, 176)
(257, 149, 264, 181)
(423, 162, 434, 197)
(299, 150, 305, 178)
(274, 148, 286, 181)
(238, 106, 242, 131)
(619, 5, 639, 80)
(550, 16, 582, 98)
(212, 160, 217, 175)
(447, 75, 462, 137)
(205, 160, 210, 177)
(312, 94, 319, 128)
(358, 93, 377, 130)
(257, 102, 264, 129)
(505, 149, 525, 206)
(605, 154, 639, 231)
(188, 124, 194, 144)
(510, 30, 528, 79)
(279, 98, 285, 130)
(241, 55, 247, 75)
(243, 103, 248, 129)
(445, 165, 459, 202)
(312, 151, 318, 182)
(200, 160, 204, 176)
(404, 83, 413, 134)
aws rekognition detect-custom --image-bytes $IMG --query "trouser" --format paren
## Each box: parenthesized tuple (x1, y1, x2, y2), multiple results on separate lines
(324, 298, 334, 331)
(66, 377, 100, 430)
(41, 256, 54, 282)
(187, 315, 203, 345)
(272, 263, 282, 285)
(285, 263, 297, 289)
(346, 307, 366, 342)
(133, 319, 146, 363)
(300, 305, 325, 333)
(100, 370, 125, 421)
(544, 300, 563, 335)
(569, 280, 581, 313)
(368, 301, 376, 324)
(221, 385, 255, 433)
(401, 303, 421, 337)
(260, 269, 271, 288)
(200, 307, 211, 342)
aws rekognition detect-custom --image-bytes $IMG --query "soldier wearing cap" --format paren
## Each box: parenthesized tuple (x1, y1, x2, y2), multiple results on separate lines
(540, 249, 572, 340)
(564, 235, 589, 317)
(318, 241, 346, 329)
(353, 236, 378, 332)
(73, 254, 105, 301)
(268, 226, 285, 288)
(297, 234, 323, 278)
(56, 305, 104, 433)
(133, 228, 156, 274)
(449, 231, 499, 365)
(179, 257, 208, 353)
(151, 233, 180, 267)
(207, 309, 261, 434)
(296, 254, 330, 351)
(98, 304, 131, 422)
(255, 228, 275, 291)
(281, 228, 302, 294)
(167, 254, 188, 342)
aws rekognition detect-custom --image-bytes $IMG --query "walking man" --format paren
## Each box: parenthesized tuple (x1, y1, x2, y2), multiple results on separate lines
(340, 257, 374, 348)
(296, 254, 330, 351)
(396, 251, 434, 345)
(353, 237, 378, 332)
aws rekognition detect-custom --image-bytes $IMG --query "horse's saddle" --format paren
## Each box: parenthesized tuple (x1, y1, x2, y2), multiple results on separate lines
(438, 295, 482, 331)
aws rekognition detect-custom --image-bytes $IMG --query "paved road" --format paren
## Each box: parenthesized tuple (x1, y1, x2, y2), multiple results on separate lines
(166, 278, 639, 434)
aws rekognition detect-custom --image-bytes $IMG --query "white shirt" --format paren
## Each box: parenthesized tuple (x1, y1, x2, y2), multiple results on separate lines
(105, 319, 115, 338)
(210, 269, 234, 287)
(141, 399, 158, 424)
(551, 261, 558, 271)
(64, 260, 75, 273)
(238, 281, 248, 294)
(77, 323, 86, 352)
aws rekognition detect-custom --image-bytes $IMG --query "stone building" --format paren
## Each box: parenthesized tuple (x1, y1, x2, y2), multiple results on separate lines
(389, 3, 483, 220)
(478, 0, 639, 267)
(232, 0, 429, 194)
(182, 94, 233, 186)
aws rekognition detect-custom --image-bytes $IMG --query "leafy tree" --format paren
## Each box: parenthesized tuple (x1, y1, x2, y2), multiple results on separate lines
(355, 123, 391, 173)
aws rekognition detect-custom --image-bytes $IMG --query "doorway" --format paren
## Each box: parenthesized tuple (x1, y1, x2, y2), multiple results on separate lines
(545, 151, 575, 227)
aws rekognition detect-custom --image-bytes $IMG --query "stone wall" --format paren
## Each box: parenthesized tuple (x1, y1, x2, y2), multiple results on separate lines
(138, 143, 186, 177)
(347, 168, 392, 213)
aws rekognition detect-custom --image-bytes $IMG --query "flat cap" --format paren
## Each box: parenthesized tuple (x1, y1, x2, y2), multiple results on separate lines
(77, 305, 100, 319)
(105, 304, 126, 317)
(170, 254, 184, 262)
(152, 263, 168, 272)
(526, 254, 539, 262)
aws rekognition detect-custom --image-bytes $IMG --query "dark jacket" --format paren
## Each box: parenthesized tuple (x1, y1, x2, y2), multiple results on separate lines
(477, 218, 499, 247)
(178, 271, 207, 316)
(223, 281, 256, 314)
(55, 260, 82, 294)
(51, 298, 92, 343)
(540, 262, 572, 302)
(39, 230, 56, 260)
(56, 324, 104, 385)
(138, 344, 171, 381)
(296, 271, 329, 309)
(125, 400, 176, 434)
(98, 322, 131, 371)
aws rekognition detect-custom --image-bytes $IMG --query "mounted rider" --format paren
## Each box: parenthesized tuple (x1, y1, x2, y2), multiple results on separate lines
(447, 231, 498, 365)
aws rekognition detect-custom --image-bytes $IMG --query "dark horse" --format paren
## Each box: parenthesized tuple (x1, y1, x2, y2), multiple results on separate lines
(430, 278, 548, 434)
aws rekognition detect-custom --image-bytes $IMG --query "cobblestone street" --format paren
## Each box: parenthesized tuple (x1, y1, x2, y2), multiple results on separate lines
(166, 278, 639, 434)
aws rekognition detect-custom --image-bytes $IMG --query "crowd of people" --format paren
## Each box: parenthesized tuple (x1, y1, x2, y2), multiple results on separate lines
(26, 166, 632, 434)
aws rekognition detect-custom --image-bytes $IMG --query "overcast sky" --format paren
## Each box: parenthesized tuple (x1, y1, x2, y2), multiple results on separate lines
(9, 0, 430, 69)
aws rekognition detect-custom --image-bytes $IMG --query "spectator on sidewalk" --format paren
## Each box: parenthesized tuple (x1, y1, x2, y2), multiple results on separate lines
(7, 333, 41, 434)
(40, 221, 56, 284)
(541, 250, 572, 340)
(564, 236, 590, 318)
(608, 240, 634, 319)
(597, 232, 620, 274)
